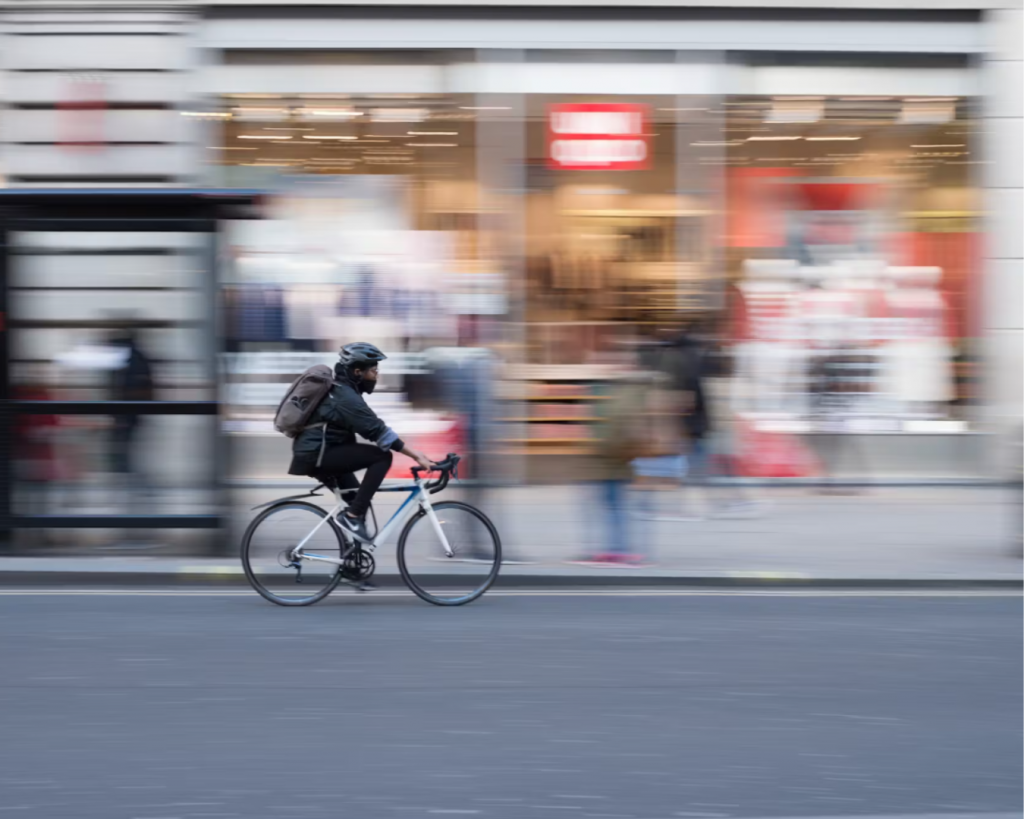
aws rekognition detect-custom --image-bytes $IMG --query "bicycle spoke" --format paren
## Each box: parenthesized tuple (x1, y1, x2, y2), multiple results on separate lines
(398, 501, 501, 606)
(241, 502, 344, 606)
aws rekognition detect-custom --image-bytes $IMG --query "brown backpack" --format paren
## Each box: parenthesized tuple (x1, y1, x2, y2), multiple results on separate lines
(273, 364, 334, 439)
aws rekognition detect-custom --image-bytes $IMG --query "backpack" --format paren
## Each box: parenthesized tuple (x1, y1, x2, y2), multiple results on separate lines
(273, 364, 334, 438)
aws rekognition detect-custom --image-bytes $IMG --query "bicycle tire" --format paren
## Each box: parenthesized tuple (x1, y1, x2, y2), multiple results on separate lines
(397, 501, 502, 606)
(241, 501, 345, 607)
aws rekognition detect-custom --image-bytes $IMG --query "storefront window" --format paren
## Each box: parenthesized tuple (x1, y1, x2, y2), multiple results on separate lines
(511, 57, 724, 471)
(722, 95, 981, 434)
(215, 90, 497, 478)
(205, 61, 982, 483)
(524, 94, 702, 362)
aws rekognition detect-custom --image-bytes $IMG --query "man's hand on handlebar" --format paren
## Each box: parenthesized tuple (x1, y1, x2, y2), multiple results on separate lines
(400, 445, 437, 473)
(414, 453, 438, 473)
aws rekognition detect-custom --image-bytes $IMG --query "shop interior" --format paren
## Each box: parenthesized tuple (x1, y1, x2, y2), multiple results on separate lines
(209, 88, 981, 476)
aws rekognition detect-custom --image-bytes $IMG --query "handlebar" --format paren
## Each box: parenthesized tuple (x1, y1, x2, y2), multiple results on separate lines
(411, 452, 461, 494)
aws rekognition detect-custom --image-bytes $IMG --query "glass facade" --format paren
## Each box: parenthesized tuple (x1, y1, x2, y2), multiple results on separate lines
(203, 54, 981, 481)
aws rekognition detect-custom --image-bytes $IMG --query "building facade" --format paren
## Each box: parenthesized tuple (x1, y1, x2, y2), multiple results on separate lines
(0, 0, 1019, 484)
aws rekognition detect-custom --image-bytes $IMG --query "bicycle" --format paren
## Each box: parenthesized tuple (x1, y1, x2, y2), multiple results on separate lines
(240, 453, 502, 607)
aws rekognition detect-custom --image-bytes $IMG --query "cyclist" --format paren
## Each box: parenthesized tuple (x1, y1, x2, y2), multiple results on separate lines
(288, 342, 436, 539)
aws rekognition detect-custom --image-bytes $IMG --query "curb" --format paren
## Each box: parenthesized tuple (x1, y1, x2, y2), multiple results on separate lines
(0, 571, 1019, 590)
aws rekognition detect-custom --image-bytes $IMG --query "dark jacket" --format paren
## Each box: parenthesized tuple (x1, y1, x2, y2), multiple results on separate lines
(665, 334, 710, 440)
(109, 340, 154, 430)
(109, 341, 154, 403)
(288, 372, 404, 475)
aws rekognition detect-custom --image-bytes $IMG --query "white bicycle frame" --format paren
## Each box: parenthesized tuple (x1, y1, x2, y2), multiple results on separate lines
(291, 477, 453, 566)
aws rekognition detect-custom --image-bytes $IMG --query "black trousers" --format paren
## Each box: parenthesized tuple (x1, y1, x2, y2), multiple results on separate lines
(313, 444, 393, 517)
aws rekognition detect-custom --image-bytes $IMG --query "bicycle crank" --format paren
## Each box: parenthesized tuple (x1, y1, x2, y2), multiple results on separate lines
(343, 549, 375, 581)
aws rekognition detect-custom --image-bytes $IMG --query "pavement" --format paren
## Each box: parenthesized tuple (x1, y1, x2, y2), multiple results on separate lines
(0, 589, 1020, 819)
(1, 485, 1021, 587)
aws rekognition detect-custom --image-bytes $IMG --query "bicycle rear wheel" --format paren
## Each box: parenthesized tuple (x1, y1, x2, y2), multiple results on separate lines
(397, 501, 501, 606)
(241, 501, 345, 606)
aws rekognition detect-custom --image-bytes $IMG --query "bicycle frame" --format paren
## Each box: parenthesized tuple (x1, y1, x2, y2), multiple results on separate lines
(292, 478, 453, 567)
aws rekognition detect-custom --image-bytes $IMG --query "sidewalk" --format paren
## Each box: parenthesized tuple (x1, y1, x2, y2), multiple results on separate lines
(1, 486, 1020, 586)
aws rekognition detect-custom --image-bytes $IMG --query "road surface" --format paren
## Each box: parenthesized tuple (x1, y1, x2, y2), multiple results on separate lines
(0, 588, 1020, 819)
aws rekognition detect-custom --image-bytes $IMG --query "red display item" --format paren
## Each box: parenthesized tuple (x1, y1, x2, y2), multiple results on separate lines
(387, 418, 466, 479)
(734, 418, 821, 479)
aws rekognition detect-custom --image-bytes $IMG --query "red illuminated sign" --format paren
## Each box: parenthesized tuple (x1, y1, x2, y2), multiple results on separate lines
(548, 103, 650, 171)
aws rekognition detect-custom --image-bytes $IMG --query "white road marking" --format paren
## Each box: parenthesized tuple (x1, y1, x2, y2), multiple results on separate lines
(711, 814, 1021, 819)
(0, 588, 1017, 598)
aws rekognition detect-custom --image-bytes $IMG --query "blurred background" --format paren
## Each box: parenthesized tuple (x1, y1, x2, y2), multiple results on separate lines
(0, 0, 1020, 563)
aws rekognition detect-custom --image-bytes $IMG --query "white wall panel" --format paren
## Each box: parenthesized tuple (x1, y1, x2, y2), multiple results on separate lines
(209, 59, 976, 103)
(13, 232, 205, 250)
(986, 188, 1024, 261)
(984, 329, 1023, 430)
(986, 57, 1024, 119)
(743, 66, 979, 97)
(983, 117, 1024, 192)
(205, 64, 445, 95)
(12, 255, 201, 289)
(6, 9, 189, 27)
(981, 7, 1024, 437)
(201, 0, 1003, 8)
(5, 72, 188, 105)
(989, 8, 1024, 61)
(12, 327, 208, 364)
(5, 145, 192, 177)
(202, 16, 982, 54)
(5, 110, 186, 144)
(11, 290, 206, 323)
(448, 61, 715, 95)
(984, 259, 1024, 332)
(7, 35, 187, 71)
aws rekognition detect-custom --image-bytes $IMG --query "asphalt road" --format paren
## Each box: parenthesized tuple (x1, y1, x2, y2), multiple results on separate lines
(0, 589, 1020, 819)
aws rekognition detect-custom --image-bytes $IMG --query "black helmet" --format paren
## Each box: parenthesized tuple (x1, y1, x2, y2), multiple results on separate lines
(339, 342, 387, 369)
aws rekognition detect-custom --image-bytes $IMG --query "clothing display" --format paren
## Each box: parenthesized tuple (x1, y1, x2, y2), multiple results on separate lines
(881, 267, 954, 410)
(283, 285, 341, 342)
(223, 285, 287, 344)
(732, 260, 803, 414)
(732, 260, 955, 424)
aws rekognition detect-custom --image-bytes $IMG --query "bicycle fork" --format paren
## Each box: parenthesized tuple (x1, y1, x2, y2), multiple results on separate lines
(420, 497, 454, 558)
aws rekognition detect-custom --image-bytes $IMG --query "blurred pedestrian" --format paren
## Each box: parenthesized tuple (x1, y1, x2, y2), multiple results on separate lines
(662, 319, 759, 519)
(440, 324, 528, 564)
(447, 347, 495, 561)
(107, 324, 154, 501)
(568, 369, 653, 567)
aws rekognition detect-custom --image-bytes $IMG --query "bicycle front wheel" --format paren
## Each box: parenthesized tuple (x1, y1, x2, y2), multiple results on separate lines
(397, 501, 502, 606)
(241, 501, 345, 606)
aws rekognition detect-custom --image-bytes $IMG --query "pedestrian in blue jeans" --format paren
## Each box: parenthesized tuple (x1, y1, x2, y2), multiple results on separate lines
(568, 373, 649, 567)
